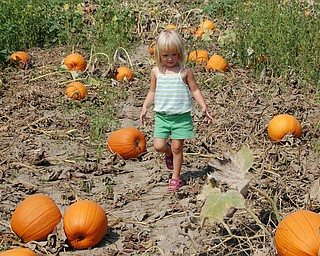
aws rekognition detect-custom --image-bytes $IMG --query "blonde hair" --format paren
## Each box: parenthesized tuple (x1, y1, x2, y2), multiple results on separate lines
(154, 29, 186, 67)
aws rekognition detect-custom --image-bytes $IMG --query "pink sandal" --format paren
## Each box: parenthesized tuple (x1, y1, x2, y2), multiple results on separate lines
(165, 154, 173, 170)
(168, 178, 184, 191)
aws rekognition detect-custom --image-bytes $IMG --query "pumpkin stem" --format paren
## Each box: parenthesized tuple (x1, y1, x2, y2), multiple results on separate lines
(70, 90, 81, 99)
(76, 235, 85, 241)
(135, 139, 140, 148)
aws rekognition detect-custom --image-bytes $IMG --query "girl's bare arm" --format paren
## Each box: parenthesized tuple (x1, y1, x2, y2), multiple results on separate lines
(140, 68, 157, 124)
(186, 68, 213, 123)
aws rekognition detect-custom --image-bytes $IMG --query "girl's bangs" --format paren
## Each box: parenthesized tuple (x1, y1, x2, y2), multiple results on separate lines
(159, 40, 179, 54)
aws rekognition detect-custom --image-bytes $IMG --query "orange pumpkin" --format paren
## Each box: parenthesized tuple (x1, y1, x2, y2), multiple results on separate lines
(63, 200, 108, 249)
(10, 51, 29, 63)
(149, 41, 156, 55)
(10, 51, 30, 69)
(107, 127, 146, 159)
(206, 55, 228, 72)
(63, 53, 87, 71)
(195, 28, 205, 38)
(0, 248, 37, 256)
(188, 50, 209, 63)
(274, 210, 320, 256)
(10, 194, 62, 242)
(65, 82, 87, 100)
(164, 24, 178, 31)
(115, 66, 134, 81)
(199, 19, 215, 30)
(268, 114, 302, 141)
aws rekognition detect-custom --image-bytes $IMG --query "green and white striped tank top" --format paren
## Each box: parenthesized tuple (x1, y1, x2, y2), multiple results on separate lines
(154, 69, 192, 115)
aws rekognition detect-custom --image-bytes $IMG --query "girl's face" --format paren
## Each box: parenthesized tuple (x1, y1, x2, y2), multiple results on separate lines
(161, 52, 179, 68)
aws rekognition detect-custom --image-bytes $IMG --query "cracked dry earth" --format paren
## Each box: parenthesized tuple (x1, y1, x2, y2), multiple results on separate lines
(0, 45, 319, 256)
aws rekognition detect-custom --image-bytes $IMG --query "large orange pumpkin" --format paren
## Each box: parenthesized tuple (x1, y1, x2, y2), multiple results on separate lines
(206, 54, 228, 72)
(274, 210, 320, 256)
(188, 50, 209, 63)
(0, 248, 37, 256)
(63, 200, 108, 249)
(63, 53, 87, 71)
(107, 127, 146, 159)
(115, 66, 134, 81)
(10, 194, 62, 242)
(268, 114, 302, 141)
(65, 82, 87, 100)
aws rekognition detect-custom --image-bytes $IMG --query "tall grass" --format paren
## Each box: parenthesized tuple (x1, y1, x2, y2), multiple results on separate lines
(0, 0, 135, 56)
(203, 0, 320, 87)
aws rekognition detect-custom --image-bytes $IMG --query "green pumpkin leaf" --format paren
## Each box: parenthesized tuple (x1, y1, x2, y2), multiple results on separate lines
(88, 77, 102, 87)
(198, 184, 245, 226)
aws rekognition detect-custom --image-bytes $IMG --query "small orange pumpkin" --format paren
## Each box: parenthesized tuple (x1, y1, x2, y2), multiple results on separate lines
(164, 24, 178, 31)
(115, 66, 134, 81)
(268, 114, 302, 141)
(195, 28, 205, 38)
(206, 54, 228, 72)
(107, 127, 146, 159)
(199, 19, 215, 30)
(0, 248, 37, 256)
(10, 194, 62, 242)
(149, 41, 156, 55)
(188, 50, 209, 63)
(274, 210, 320, 256)
(10, 51, 30, 68)
(63, 53, 87, 71)
(10, 51, 29, 63)
(63, 200, 108, 249)
(65, 82, 87, 100)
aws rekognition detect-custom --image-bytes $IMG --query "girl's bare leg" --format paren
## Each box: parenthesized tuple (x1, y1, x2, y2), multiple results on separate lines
(171, 139, 184, 179)
(154, 138, 171, 155)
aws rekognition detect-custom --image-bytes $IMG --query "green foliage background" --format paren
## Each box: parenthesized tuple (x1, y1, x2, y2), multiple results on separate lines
(0, 0, 135, 65)
(0, 0, 319, 143)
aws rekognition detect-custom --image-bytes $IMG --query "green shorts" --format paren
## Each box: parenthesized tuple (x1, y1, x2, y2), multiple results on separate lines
(154, 112, 194, 140)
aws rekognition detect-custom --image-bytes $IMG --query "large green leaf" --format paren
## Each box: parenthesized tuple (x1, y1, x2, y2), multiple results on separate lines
(198, 183, 245, 226)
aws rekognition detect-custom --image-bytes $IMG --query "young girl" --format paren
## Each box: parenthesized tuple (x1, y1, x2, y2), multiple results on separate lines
(140, 29, 213, 191)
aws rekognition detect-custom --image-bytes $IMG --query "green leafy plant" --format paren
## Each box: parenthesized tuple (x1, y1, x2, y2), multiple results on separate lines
(203, 0, 320, 86)
(197, 146, 279, 244)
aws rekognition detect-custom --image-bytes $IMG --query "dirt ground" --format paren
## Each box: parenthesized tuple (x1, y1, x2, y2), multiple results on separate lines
(0, 42, 319, 256)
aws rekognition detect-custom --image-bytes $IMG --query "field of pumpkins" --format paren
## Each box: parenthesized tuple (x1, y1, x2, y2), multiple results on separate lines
(0, 2, 320, 256)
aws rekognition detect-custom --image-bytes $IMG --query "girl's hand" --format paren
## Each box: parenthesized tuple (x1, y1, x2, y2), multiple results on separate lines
(140, 108, 147, 124)
(203, 110, 213, 124)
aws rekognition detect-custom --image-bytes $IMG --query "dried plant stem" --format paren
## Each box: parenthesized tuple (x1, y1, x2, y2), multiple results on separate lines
(184, 152, 218, 158)
(142, 246, 165, 255)
(114, 47, 133, 68)
(249, 184, 281, 224)
(244, 207, 271, 236)
(29, 70, 69, 82)
(10, 162, 39, 172)
(201, 233, 268, 255)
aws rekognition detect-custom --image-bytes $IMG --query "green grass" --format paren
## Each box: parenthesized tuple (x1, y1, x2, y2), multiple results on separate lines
(0, 0, 135, 58)
(203, 0, 320, 87)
